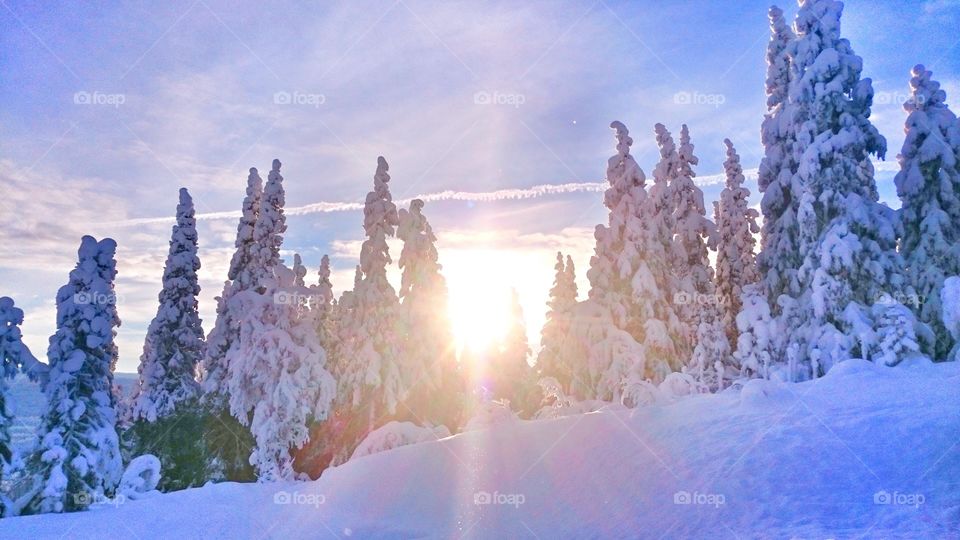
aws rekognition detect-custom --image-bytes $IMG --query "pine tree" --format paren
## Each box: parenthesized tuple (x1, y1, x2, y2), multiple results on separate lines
(714, 139, 761, 349)
(202, 167, 262, 397)
(130, 188, 205, 423)
(491, 289, 535, 414)
(669, 124, 718, 356)
(397, 199, 461, 428)
(25, 236, 122, 514)
(225, 264, 336, 481)
(756, 4, 800, 305)
(0, 296, 43, 515)
(536, 252, 578, 391)
(783, 0, 913, 378)
(566, 121, 679, 401)
(251, 159, 287, 292)
(333, 157, 403, 456)
(895, 64, 960, 359)
(312, 254, 338, 354)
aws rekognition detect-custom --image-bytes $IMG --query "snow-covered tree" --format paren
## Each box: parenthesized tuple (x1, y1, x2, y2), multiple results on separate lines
(130, 188, 204, 423)
(895, 65, 960, 359)
(714, 139, 760, 348)
(202, 167, 262, 397)
(669, 124, 718, 352)
(1, 296, 43, 515)
(311, 254, 338, 354)
(225, 264, 336, 481)
(942, 277, 960, 362)
(686, 308, 730, 392)
(490, 289, 536, 414)
(335, 157, 403, 439)
(565, 121, 676, 401)
(397, 198, 461, 427)
(756, 4, 800, 305)
(251, 159, 287, 292)
(536, 252, 578, 391)
(25, 236, 122, 514)
(733, 284, 778, 380)
(780, 0, 914, 378)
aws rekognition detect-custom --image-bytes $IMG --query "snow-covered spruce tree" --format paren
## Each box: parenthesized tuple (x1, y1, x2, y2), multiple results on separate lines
(333, 157, 403, 459)
(733, 283, 777, 380)
(565, 121, 681, 402)
(714, 139, 761, 349)
(491, 289, 536, 415)
(225, 264, 336, 481)
(783, 0, 919, 378)
(895, 65, 960, 359)
(669, 124, 718, 352)
(202, 167, 262, 398)
(25, 236, 122, 514)
(251, 159, 287, 292)
(756, 4, 800, 306)
(1, 296, 44, 515)
(130, 188, 204, 423)
(536, 252, 578, 391)
(311, 254, 338, 354)
(397, 198, 461, 428)
(686, 308, 729, 393)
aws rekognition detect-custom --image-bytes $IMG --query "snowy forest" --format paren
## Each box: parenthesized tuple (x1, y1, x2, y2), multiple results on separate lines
(1, 0, 959, 537)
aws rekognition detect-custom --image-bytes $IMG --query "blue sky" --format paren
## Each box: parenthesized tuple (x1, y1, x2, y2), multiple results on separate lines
(1, 0, 958, 372)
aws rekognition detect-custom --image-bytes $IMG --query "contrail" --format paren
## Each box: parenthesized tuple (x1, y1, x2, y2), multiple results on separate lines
(106, 167, 773, 227)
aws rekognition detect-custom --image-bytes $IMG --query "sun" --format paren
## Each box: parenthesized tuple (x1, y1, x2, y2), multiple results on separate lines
(443, 249, 515, 355)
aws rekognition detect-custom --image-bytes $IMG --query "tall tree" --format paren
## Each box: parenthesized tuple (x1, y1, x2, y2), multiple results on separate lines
(670, 124, 718, 355)
(784, 0, 915, 377)
(334, 157, 403, 456)
(397, 199, 461, 428)
(895, 64, 960, 359)
(25, 236, 122, 514)
(714, 139, 760, 348)
(756, 5, 799, 306)
(202, 167, 262, 397)
(130, 188, 205, 422)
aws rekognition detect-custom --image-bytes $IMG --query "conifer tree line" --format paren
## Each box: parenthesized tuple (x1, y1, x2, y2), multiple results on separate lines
(0, 0, 957, 515)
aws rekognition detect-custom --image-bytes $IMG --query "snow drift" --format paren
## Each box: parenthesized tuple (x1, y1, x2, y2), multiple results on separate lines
(1, 360, 957, 538)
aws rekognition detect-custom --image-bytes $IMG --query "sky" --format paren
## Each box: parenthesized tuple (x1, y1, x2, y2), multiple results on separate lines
(1, 0, 958, 373)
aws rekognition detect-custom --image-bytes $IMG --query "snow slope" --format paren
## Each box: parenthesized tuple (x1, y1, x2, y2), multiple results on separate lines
(2, 361, 958, 539)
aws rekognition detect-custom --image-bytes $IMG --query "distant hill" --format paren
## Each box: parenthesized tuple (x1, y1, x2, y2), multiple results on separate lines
(7, 372, 138, 453)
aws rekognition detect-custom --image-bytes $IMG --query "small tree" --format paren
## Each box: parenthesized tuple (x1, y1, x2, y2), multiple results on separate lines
(536, 252, 578, 391)
(225, 264, 336, 481)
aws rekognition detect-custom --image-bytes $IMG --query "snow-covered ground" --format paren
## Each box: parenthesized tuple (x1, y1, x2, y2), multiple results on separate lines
(3, 361, 958, 539)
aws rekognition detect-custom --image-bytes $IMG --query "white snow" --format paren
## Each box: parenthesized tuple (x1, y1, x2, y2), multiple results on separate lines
(3, 361, 957, 538)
